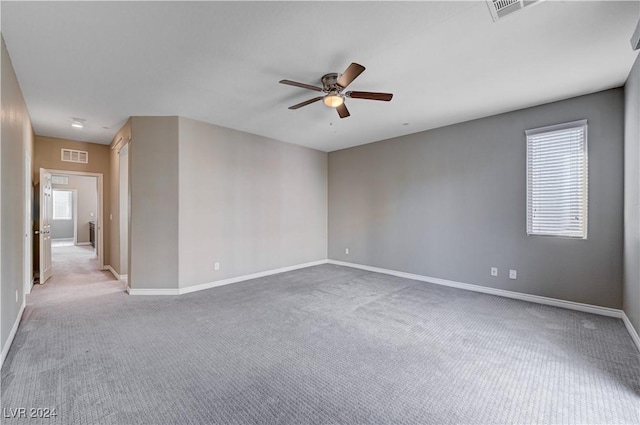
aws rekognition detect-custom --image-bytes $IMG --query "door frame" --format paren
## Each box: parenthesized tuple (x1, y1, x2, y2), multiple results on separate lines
(118, 142, 129, 280)
(24, 152, 32, 296)
(72, 189, 78, 245)
(40, 168, 105, 270)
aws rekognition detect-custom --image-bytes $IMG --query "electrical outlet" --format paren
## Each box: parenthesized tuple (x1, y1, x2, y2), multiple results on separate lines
(214, 262, 220, 271)
(345, 248, 349, 255)
(490, 267, 498, 277)
(509, 269, 517, 279)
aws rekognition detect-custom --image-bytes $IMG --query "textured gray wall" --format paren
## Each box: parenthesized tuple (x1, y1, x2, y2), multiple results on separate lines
(624, 54, 640, 331)
(177, 117, 327, 288)
(329, 89, 624, 309)
(129, 117, 179, 289)
(1, 37, 33, 355)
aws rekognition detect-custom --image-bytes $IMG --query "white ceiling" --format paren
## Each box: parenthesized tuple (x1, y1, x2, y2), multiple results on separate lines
(2, 1, 639, 152)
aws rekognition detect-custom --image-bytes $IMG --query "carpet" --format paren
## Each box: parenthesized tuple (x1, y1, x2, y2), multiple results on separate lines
(1, 249, 639, 424)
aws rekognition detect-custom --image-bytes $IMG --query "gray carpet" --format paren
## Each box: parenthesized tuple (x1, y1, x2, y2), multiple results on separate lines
(1, 247, 639, 424)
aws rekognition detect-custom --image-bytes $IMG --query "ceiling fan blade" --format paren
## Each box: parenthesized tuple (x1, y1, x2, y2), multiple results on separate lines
(288, 96, 324, 110)
(279, 79, 323, 92)
(346, 91, 393, 102)
(336, 103, 350, 119)
(337, 63, 365, 88)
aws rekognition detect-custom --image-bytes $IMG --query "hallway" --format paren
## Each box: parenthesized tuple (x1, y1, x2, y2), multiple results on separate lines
(32, 244, 123, 305)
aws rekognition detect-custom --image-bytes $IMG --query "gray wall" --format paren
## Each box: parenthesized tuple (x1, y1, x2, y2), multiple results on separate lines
(178, 117, 327, 288)
(129, 117, 179, 290)
(624, 53, 640, 331)
(51, 214, 74, 239)
(329, 89, 624, 309)
(1, 37, 33, 359)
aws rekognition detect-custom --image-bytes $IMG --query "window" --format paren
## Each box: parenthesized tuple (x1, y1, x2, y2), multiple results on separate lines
(53, 190, 73, 220)
(526, 120, 588, 238)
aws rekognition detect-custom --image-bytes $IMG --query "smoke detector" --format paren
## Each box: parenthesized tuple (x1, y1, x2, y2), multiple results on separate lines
(486, 0, 542, 22)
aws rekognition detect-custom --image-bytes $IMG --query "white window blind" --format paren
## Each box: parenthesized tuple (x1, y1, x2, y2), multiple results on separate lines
(53, 190, 72, 220)
(526, 120, 588, 238)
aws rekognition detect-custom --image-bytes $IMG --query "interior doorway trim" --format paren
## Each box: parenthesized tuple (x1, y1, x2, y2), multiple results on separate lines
(41, 168, 105, 271)
(24, 152, 32, 296)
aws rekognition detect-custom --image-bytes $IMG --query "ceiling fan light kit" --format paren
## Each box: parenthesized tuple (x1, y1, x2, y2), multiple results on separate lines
(279, 62, 393, 119)
(323, 93, 344, 108)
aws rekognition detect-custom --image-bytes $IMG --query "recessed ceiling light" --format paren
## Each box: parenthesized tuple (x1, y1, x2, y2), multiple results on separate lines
(102, 126, 110, 130)
(403, 122, 410, 126)
(71, 118, 85, 129)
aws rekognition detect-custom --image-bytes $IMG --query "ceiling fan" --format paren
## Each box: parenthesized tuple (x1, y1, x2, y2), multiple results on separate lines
(279, 62, 393, 119)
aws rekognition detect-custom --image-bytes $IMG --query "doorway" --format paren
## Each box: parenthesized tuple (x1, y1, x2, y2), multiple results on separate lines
(37, 168, 104, 284)
(119, 143, 129, 281)
(50, 188, 77, 247)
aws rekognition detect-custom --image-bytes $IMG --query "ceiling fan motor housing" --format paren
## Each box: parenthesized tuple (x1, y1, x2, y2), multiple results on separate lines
(321, 73, 343, 92)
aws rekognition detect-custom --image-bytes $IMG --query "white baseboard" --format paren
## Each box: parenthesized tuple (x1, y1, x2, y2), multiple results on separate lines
(327, 260, 624, 319)
(622, 312, 640, 352)
(179, 259, 328, 295)
(76, 242, 91, 246)
(105, 265, 128, 283)
(105, 265, 120, 281)
(1, 301, 26, 369)
(127, 287, 180, 296)
(126, 259, 329, 296)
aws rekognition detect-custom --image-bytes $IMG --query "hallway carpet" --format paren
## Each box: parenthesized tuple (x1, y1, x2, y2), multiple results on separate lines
(30, 245, 122, 305)
(1, 254, 639, 424)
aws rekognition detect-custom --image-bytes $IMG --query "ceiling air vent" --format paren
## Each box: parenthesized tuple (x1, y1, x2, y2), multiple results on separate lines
(52, 175, 68, 185)
(61, 148, 88, 164)
(486, 0, 540, 22)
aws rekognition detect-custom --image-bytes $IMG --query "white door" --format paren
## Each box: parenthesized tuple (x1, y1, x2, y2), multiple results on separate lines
(39, 170, 53, 284)
(24, 153, 32, 294)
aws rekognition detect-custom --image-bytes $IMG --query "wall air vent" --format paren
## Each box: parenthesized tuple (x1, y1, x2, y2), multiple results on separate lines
(486, 0, 541, 22)
(51, 175, 68, 185)
(61, 148, 88, 164)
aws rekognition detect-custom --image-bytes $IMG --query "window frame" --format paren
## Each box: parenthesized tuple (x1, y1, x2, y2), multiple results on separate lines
(525, 119, 588, 239)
